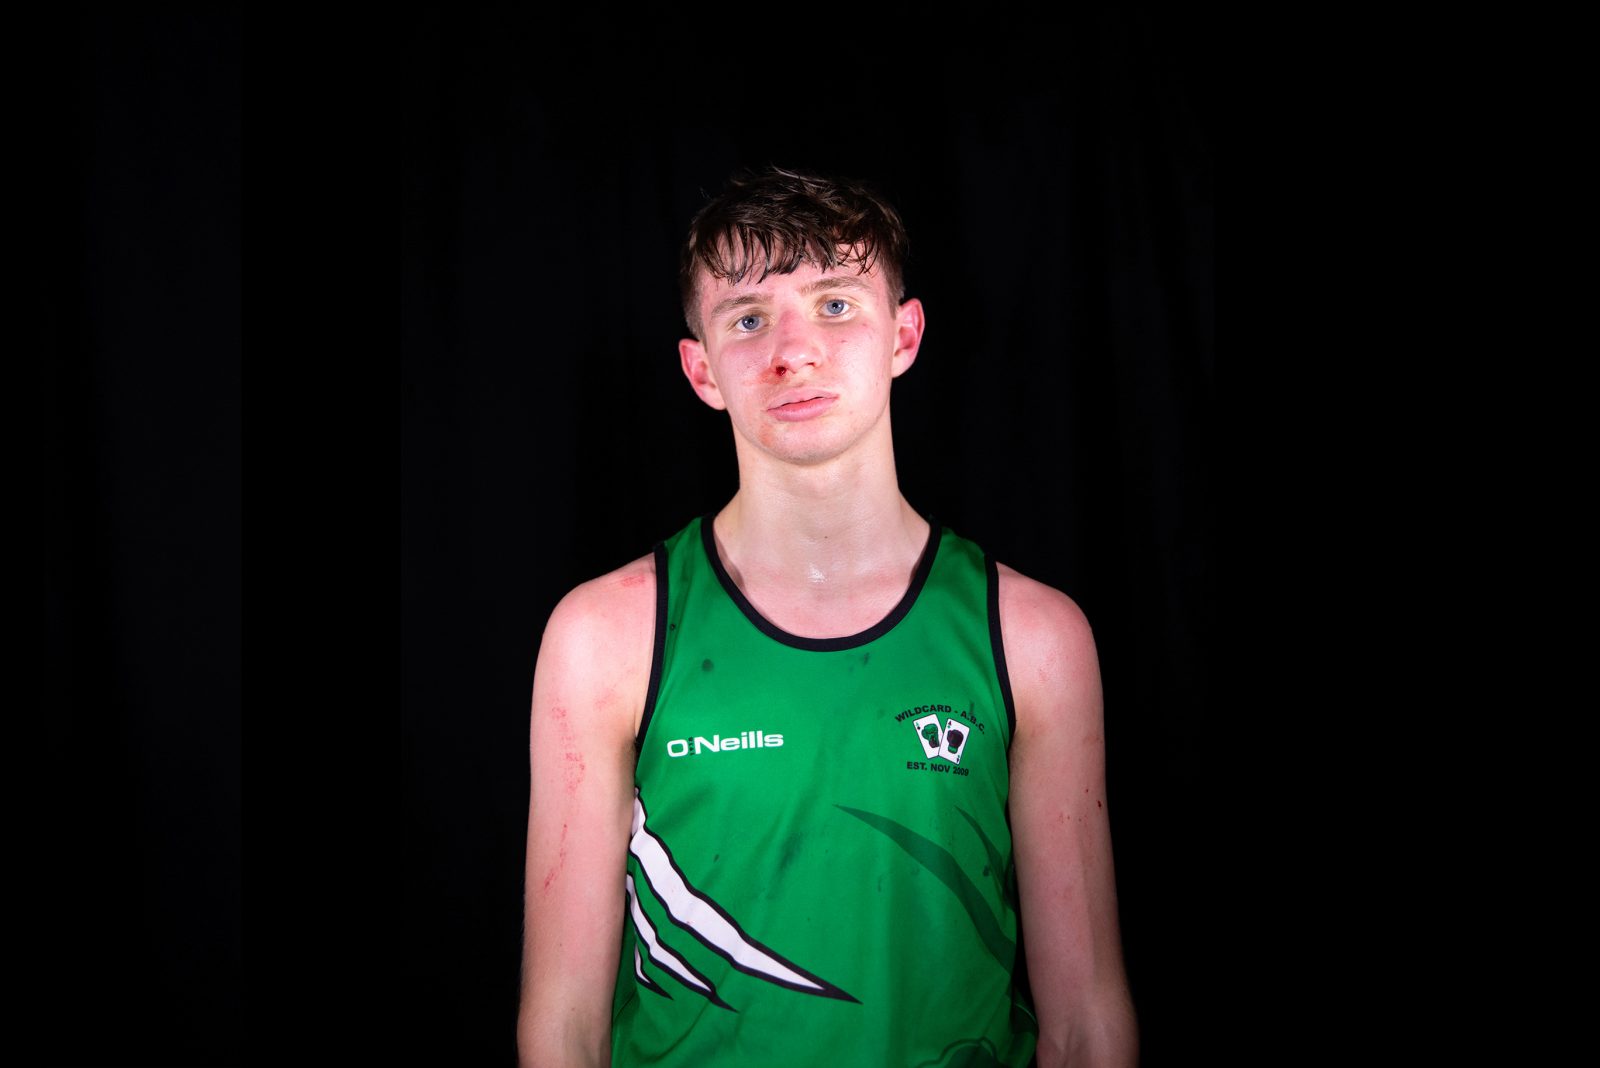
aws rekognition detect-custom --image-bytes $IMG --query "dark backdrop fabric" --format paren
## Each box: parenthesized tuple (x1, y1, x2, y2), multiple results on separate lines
(23, 8, 241, 1066)
(404, 11, 1210, 1064)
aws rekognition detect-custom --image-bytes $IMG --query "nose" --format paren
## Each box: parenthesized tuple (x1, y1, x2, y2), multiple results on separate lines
(769, 310, 821, 378)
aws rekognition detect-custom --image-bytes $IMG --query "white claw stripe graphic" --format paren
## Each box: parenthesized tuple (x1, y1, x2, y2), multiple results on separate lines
(626, 790, 856, 1006)
(625, 875, 693, 999)
(632, 944, 651, 990)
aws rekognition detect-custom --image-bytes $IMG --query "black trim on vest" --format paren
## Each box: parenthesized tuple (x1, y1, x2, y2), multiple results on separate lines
(635, 542, 669, 753)
(700, 513, 941, 652)
(986, 554, 1018, 743)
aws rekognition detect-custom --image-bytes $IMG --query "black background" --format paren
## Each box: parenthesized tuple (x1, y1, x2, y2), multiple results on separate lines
(23, 8, 241, 1066)
(21, 7, 1209, 1065)
(405, 9, 1211, 1066)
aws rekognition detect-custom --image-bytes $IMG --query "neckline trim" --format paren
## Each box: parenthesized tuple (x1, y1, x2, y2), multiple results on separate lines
(699, 513, 942, 652)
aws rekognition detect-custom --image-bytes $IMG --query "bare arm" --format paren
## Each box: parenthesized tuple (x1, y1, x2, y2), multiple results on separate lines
(517, 558, 655, 1068)
(1001, 564, 1137, 1068)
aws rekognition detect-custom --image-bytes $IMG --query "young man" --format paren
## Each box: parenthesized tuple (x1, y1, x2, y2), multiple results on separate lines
(519, 167, 1136, 1067)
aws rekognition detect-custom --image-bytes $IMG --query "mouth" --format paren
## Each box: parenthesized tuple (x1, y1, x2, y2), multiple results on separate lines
(766, 391, 839, 422)
(767, 389, 837, 411)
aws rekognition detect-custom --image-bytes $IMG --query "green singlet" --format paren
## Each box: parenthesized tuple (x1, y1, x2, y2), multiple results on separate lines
(613, 515, 1037, 1067)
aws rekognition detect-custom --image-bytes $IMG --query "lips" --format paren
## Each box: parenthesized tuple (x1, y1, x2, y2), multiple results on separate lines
(766, 390, 839, 422)
(767, 389, 838, 411)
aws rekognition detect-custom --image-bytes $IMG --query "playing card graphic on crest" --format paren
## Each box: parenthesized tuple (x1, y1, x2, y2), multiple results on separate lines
(938, 718, 968, 765)
(913, 713, 943, 759)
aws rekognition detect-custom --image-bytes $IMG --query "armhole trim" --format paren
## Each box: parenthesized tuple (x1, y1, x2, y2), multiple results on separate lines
(986, 554, 1018, 745)
(635, 542, 669, 754)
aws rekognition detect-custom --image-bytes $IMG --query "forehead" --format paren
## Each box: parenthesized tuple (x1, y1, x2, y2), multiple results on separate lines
(695, 255, 890, 317)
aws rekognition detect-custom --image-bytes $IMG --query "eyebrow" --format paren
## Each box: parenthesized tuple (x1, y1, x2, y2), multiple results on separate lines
(706, 274, 876, 324)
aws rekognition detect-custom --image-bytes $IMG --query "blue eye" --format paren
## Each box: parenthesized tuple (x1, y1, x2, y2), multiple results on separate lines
(736, 314, 763, 332)
(822, 299, 849, 316)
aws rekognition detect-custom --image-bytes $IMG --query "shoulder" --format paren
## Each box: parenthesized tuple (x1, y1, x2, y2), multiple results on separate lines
(994, 562, 1095, 651)
(543, 551, 657, 645)
(994, 562, 1102, 739)
(536, 552, 658, 736)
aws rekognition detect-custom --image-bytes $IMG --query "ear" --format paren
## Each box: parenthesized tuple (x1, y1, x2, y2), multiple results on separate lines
(679, 337, 727, 411)
(890, 297, 925, 378)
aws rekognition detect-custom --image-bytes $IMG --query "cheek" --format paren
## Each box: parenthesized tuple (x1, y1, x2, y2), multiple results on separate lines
(724, 344, 771, 381)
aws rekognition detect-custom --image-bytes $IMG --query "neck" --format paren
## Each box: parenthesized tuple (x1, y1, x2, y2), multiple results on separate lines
(713, 417, 928, 603)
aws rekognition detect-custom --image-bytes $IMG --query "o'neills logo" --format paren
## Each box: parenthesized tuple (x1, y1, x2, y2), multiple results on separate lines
(665, 730, 784, 758)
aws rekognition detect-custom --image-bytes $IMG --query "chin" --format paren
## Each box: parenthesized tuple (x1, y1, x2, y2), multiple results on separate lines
(740, 417, 872, 468)
(761, 437, 859, 467)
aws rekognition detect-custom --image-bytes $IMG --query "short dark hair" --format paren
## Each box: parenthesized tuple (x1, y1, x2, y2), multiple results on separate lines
(679, 166, 910, 340)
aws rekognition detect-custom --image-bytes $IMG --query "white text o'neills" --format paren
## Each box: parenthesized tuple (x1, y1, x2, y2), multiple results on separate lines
(665, 730, 784, 758)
